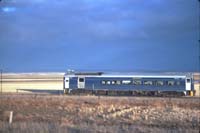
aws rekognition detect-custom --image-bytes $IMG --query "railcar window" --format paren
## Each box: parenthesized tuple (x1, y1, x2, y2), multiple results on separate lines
(122, 80, 131, 84)
(187, 79, 190, 83)
(111, 81, 118, 85)
(144, 81, 153, 85)
(167, 81, 175, 86)
(155, 81, 164, 86)
(133, 80, 142, 85)
(101, 80, 106, 85)
(106, 81, 111, 85)
(116, 80, 121, 85)
(176, 81, 181, 86)
(79, 78, 84, 82)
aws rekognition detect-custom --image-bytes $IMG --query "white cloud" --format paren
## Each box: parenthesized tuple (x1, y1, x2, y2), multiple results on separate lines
(2, 7, 16, 13)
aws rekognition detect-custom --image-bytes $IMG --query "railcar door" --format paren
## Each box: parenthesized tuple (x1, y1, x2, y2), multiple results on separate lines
(64, 77, 69, 89)
(185, 78, 191, 91)
(78, 77, 85, 89)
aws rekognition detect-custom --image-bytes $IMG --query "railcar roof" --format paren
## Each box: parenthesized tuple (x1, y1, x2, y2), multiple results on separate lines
(64, 72, 192, 78)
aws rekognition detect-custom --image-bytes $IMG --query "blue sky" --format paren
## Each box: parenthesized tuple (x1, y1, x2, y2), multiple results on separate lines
(0, 0, 199, 72)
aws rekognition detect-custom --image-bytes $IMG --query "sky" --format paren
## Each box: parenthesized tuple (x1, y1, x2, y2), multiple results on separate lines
(0, 0, 199, 72)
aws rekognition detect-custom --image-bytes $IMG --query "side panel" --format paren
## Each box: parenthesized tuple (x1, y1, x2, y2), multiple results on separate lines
(69, 77, 78, 89)
(68, 76, 187, 92)
(84, 77, 186, 91)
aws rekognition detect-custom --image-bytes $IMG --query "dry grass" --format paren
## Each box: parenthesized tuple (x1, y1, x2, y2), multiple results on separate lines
(1, 122, 199, 133)
(0, 95, 199, 133)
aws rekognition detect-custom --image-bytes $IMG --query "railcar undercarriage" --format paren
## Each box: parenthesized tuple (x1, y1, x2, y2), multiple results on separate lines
(64, 89, 190, 97)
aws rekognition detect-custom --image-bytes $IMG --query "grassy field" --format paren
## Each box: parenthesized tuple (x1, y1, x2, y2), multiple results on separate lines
(0, 95, 199, 133)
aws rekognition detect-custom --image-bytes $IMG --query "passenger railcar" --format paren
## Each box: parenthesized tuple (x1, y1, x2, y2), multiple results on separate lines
(63, 71, 194, 96)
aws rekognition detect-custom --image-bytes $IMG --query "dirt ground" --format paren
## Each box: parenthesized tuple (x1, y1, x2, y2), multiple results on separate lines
(0, 94, 199, 133)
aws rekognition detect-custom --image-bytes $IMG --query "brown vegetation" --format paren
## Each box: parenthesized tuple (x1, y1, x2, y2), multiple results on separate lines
(0, 94, 199, 133)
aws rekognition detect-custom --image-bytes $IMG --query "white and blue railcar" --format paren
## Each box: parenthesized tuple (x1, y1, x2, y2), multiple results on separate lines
(63, 71, 193, 96)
